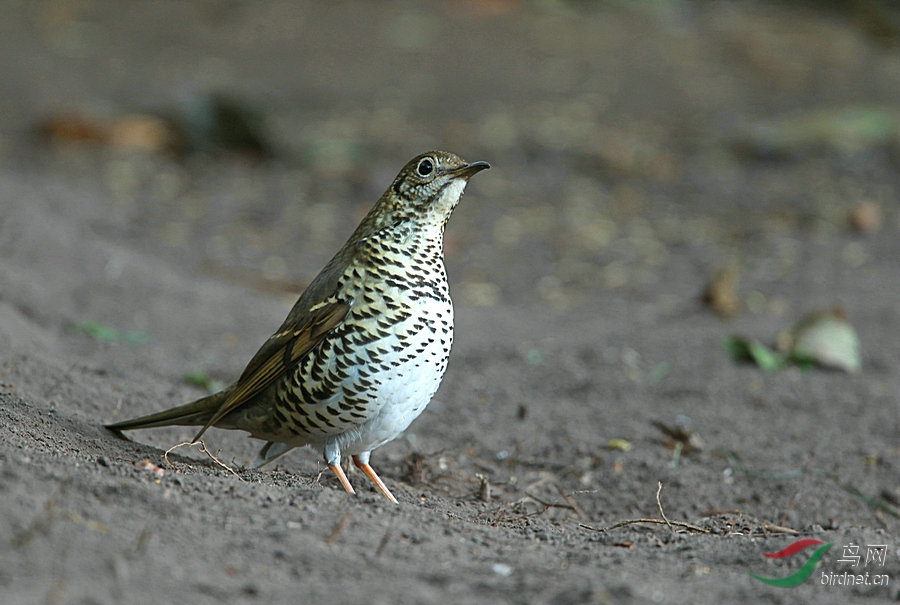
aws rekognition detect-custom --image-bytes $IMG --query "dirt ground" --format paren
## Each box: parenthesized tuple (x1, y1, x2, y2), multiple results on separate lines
(2, 2, 899, 604)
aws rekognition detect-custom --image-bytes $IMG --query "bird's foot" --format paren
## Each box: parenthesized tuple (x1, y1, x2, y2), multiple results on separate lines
(352, 455, 398, 504)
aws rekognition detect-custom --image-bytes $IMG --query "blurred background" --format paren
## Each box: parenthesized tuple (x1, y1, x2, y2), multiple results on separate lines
(3, 0, 899, 321)
(3, 6, 899, 601)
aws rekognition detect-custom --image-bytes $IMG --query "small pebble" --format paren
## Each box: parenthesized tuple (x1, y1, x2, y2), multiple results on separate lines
(492, 563, 513, 577)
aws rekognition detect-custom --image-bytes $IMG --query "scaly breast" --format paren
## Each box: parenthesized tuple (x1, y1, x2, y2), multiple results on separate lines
(270, 231, 454, 451)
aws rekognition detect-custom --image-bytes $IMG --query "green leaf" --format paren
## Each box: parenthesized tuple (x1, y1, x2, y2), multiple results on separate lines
(183, 371, 225, 393)
(723, 336, 784, 371)
(72, 320, 150, 345)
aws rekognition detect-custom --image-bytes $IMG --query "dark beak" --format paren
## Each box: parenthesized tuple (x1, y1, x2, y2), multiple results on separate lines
(452, 160, 491, 179)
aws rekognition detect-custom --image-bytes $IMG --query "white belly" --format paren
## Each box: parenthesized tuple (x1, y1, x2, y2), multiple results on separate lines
(338, 297, 453, 455)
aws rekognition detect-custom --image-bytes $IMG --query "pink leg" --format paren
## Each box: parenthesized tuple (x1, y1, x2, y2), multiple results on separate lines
(327, 462, 356, 495)
(352, 456, 398, 503)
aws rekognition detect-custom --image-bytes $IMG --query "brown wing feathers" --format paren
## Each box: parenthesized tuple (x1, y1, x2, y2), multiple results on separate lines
(192, 300, 350, 441)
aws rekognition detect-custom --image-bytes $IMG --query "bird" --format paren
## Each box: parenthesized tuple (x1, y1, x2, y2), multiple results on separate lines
(106, 151, 489, 504)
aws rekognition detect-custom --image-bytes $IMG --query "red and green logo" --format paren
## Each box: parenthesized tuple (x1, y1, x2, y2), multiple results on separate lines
(748, 539, 834, 587)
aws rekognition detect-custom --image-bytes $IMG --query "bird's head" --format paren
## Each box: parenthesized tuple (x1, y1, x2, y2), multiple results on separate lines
(372, 151, 490, 231)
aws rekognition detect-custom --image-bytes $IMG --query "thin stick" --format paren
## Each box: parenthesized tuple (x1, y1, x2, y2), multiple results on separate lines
(164, 441, 244, 481)
(763, 523, 799, 534)
(556, 483, 586, 518)
(525, 491, 580, 514)
(579, 518, 709, 534)
(375, 529, 393, 556)
(656, 481, 674, 532)
(579, 481, 708, 534)
(325, 512, 352, 544)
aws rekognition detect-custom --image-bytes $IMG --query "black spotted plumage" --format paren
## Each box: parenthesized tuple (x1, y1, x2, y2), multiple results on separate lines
(105, 151, 489, 503)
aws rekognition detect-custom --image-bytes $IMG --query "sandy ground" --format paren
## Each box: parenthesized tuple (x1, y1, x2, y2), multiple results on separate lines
(1, 2, 899, 604)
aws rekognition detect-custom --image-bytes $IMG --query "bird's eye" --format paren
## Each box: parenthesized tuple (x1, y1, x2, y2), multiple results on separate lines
(416, 158, 434, 177)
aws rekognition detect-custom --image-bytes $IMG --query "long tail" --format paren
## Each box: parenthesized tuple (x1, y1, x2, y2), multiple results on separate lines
(105, 388, 232, 435)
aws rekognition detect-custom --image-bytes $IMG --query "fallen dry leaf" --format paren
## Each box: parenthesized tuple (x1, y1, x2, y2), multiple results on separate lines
(703, 264, 742, 317)
(134, 459, 165, 479)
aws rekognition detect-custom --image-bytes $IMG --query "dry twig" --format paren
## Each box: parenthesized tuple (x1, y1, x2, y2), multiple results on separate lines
(525, 490, 581, 515)
(656, 481, 673, 532)
(580, 518, 708, 534)
(164, 440, 244, 481)
(375, 529, 393, 556)
(579, 482, 709, 534)
(325, 512, 352, 544)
